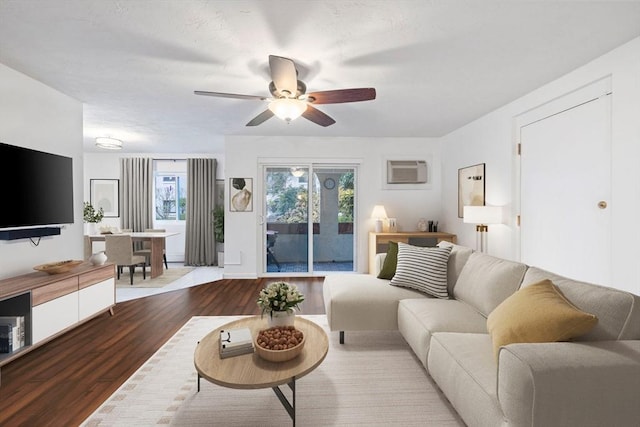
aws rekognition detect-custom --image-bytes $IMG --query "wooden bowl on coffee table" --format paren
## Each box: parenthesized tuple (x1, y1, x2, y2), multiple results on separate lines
(255, 328, 306, 362)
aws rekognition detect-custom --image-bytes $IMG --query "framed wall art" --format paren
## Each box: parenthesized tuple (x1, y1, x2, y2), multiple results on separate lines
(229, 177, 253, 212)
(458, 163, 485, 218)
(90, 179, 120, 217)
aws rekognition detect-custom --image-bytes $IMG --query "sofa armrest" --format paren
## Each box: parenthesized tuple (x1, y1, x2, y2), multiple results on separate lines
(374, 253, 387, 276)
(498, 340, 640, 427)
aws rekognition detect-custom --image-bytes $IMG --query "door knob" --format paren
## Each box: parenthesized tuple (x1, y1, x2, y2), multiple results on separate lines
(598, 201, 607, 209)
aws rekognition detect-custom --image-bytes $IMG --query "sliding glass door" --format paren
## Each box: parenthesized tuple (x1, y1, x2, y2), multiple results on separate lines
(263, 165, 356, 275)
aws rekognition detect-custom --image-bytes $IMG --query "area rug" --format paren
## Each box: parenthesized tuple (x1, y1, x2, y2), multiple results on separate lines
(115, 267, 194, 288)
(80, 315, 464, 426)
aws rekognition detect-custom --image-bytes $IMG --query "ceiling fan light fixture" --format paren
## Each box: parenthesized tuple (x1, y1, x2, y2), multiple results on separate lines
(95, 137, 123, 150)
(268, 98, 307, 122)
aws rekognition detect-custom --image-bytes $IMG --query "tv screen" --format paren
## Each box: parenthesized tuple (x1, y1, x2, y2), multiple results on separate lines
(0, 142, 74, 229)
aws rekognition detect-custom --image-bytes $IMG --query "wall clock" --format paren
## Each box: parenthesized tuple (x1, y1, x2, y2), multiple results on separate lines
(323, 178, 336, 190)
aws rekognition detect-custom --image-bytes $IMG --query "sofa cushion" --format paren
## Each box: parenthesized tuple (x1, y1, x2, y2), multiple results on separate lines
(376, 241, 398, 279)
(436, 241, 473, 294)
(453, 252, 528, 317)
(486, 279, 598, 359)
(390, 243, 452, 299)
(521, 267, 640, 341)
(398, 298, 488, 368)
(323, 273, 429, 331)
(428, 333, 504, 427)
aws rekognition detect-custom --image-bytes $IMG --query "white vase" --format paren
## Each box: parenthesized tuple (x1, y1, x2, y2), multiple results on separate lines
(85, 222, 98, 235)
(89, 251, 108, 266)
(267, 311, 295, 328)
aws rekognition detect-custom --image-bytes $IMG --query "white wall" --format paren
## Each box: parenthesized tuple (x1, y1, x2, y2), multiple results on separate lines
(441, 37, 640, 294)
(83, 152, 223, 261)
(224, 136, 442, 278)
(0, 63, 84, 279)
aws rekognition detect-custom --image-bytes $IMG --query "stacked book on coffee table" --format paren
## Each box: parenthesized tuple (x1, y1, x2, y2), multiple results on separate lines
(219, 327, 254, 359)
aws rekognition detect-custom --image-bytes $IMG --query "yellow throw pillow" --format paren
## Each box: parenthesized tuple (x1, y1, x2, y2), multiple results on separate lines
(486, 279, 598, 360)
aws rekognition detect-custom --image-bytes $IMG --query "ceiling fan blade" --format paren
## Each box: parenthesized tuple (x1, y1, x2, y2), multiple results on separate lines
(269, 55, 298, 96)
(194, 90, 268, 101)
(246, 109, 274, 126)
(306, 88, 376, 104)
(302, 105, 336, 127)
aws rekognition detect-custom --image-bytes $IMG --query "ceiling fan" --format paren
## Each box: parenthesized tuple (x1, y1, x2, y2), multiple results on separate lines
(194, 55, 376, 127)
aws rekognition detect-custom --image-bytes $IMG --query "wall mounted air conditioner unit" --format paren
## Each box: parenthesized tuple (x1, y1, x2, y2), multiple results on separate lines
(387, 160, 428, 184)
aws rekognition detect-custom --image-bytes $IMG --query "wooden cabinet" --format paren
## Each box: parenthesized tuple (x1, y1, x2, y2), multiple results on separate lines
(0, 262, 115, 368)
(368, 232, 457, 274)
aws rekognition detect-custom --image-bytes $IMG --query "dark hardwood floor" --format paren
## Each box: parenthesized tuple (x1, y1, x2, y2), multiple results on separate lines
(0, 277, 326, 427)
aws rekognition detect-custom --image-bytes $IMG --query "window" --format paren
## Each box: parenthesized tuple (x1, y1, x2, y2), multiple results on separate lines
(154, 160, 187, 221)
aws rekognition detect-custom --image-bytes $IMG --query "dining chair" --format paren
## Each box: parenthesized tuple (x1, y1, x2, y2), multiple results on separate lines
(104, 234, 147, 285)
(134, 228, 168, 269)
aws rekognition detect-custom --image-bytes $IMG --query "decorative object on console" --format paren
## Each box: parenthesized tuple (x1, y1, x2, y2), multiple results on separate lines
(33, 260, 83, 275)
(371, 205, 388, 233)
(417, 218, 427, 232)
(458, 163, 485, 218)
(89, 251, 108, 266)
(387, 218, 397, 232)
(257, 281, 305, 326)
(463, 205, 502, 252)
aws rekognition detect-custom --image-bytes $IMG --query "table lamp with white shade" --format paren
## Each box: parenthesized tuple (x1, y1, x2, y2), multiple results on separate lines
(463, 205, 503, 253)
(371, 205, 388, 233)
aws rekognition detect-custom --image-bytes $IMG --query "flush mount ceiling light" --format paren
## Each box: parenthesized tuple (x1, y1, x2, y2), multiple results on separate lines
(290, 167, 305, 177)
(95, 137, 123, 150)
(268, 98, 308, 122)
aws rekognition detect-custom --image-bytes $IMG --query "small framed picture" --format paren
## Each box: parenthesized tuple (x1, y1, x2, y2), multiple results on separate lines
(229, 178, 253, 212)
(458, 163, 485, 218)
(90, 179, 120, 217)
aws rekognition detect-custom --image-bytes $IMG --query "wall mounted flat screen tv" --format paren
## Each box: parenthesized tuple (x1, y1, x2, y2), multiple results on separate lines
(0, 142, 74, 229)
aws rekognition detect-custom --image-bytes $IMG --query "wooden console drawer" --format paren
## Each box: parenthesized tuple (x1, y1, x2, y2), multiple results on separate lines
(32, 276, 79, 306)
(79, 264, 116, 290)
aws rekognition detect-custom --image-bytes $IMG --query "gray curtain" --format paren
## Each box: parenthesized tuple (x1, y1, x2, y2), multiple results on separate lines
(120, 158, 153, 232)
(185, 158, 216, 266)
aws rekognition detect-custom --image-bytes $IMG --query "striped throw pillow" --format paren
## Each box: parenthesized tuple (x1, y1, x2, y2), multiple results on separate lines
(390, 243, 452, 299)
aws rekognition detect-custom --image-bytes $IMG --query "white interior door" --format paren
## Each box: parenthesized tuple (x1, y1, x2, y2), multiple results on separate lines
(520, 93, 611, 285)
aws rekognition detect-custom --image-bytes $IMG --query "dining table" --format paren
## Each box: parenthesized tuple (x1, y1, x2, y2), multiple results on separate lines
(86, 231, 179, 279)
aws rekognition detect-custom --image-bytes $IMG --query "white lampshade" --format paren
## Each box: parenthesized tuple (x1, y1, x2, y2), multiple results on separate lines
(95, 137, 123, 150)
(268, 98, 307, 122)
(371, 205, 388, 219)
(463, 206, 502, 225)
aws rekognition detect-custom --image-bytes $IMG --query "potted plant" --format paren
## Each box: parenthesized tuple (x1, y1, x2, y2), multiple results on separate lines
(256, 281, 305, 327)
(212, 205, 224, 267)
(83, 202, 104, 235)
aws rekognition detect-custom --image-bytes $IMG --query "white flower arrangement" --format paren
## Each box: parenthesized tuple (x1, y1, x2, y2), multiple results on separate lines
(257, 281, 305, 318)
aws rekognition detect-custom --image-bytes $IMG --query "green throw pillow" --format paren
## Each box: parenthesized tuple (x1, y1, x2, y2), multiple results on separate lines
(377, 241, 398, 279)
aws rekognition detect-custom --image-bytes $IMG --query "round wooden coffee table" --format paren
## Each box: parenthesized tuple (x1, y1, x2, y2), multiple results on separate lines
(194, 316, 328, 426)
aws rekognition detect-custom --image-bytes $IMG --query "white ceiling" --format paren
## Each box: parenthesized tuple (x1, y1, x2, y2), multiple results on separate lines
(1, 1, 639, 154)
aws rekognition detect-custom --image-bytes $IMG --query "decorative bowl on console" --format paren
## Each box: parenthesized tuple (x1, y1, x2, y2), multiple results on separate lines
(34, 260, 83, 275)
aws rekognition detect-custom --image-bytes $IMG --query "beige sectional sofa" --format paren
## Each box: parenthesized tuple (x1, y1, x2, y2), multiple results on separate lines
(322, 243, 640, 426)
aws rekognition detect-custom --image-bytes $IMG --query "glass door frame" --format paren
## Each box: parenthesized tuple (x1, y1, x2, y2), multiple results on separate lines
(259, 162, 359, 277)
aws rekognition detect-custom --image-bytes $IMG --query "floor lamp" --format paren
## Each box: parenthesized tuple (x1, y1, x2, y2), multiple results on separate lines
(463, 206, 502, 253)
